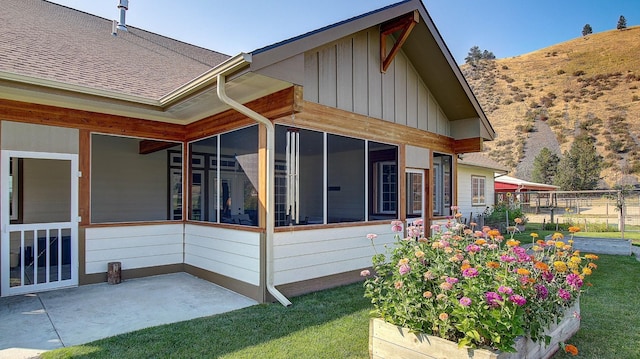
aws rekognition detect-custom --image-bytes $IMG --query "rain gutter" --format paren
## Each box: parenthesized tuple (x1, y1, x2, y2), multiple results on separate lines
(215, 54, 292, 307)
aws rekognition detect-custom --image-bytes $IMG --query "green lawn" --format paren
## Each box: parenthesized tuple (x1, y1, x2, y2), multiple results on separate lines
(43, 254, 640, 359)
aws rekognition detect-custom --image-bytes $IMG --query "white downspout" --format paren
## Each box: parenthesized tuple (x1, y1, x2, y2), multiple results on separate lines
(216, 73, 292, 307)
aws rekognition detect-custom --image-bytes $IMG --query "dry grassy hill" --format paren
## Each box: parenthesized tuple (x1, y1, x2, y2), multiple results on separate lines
(462, 25, 640, 188)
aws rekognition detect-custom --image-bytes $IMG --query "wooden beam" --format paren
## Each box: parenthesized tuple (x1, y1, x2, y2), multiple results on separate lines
(139, 140, 178, 154)
(286, 101, 455, 154)
(380, 10, 419, 73)
(453, 137, 483, 153)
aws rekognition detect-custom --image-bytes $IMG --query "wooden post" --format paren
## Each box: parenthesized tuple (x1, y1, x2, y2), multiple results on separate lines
(108, 262, 122, 284)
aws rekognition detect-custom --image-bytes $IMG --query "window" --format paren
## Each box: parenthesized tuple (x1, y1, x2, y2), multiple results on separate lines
(406, 171, 423, 219)
(274, 125, 398, 226)
(91, 134, 182, 223)
(188, 126, 259, 226)
(432, 153, 452, 217)
(472, 176, 486, 206)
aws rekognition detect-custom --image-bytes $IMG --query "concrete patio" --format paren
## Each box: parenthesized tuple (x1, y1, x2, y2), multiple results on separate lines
(0, 273, 258, 359)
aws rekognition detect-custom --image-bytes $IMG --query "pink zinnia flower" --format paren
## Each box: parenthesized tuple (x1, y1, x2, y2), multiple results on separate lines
(498, 286, 513, 295)
(366, 233, 377, 240)
(485, 291, 503, 308)
(360, 269, 370, 277)
(462, 267, 479, 278)
(391, 220, 403, 233)
(558, 288, 571, 301)
(509, 294, 527, 306)
(535, 284, 549, 299)
(399, 264, 411, 275)
(439, 282, 453, 290)
(566, 273, 583, 290)
(459, 297, 472, 307)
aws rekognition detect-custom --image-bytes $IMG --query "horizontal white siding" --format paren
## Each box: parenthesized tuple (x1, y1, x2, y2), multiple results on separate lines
(184, 225, 260, 286)
(303, 28, 450, 137)
(273, 224, 396, 286)
(85, 224, 184, 274)
(456, 166, 496, 223)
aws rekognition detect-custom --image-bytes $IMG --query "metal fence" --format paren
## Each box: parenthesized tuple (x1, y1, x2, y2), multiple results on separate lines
(489, 190, 640, 232)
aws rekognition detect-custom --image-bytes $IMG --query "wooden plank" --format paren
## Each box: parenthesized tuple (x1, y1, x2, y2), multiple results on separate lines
(417, 83, 428, 131)
(380, 10, 419, 73)
(453, 137, 483, 153)
(79, 129, 91, 226)
(281, 101, 455, 154)
(406, 64, 419, 129)
(0, 99, 185, 141)
(139, 140, 178, 154)
(185, 87, 297, 142)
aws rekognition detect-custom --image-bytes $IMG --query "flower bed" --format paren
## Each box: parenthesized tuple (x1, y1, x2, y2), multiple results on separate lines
(363, 210, 598, 356)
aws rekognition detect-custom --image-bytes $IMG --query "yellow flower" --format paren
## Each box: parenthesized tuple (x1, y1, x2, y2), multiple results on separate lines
(530, 233, 539, 238)
(398, 258, 409, 266)
(506, 239, 520, 247)
(552, 232, 564, 240)
(582, 267, 592, 275)
(532, 245, 543, 251)
(555, 241, 565, 248)
(554, 261, 568, 272)
(415, 250, 425, 258)
(570, 256, 582, 264)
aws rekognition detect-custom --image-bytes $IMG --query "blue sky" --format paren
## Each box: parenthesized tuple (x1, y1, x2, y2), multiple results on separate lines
(49, 0, 639, 64)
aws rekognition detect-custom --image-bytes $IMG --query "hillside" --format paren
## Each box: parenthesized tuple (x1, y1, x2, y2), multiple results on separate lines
(462, 25, 640, 188)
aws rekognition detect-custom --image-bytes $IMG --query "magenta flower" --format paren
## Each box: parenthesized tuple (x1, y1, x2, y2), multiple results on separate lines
(508, 294, 527, 306)
(558, 288, 571, 301)
(459, 297, 472, 307)
(399, 264, 411, 275)
(566, 273, 583, 290)
(535, 284, 549, 299)
(462, 267, 479, 278)
(542, 270, 554, 282)
(499, 254, 516, 263)
(465, 244, 481, 253)
(485, 291, 503, 308)
(498, 286, 513, 295)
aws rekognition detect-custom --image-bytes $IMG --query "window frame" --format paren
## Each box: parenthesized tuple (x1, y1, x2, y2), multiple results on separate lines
(471, 175, 486, 206)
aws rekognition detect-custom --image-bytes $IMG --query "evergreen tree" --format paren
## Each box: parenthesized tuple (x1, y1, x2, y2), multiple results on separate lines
(531, 147, 560, 184)
(553, 135, 603, 190)
(465, 46, 495, 65)
(582, 24, 593, 36)
(617, 15, 627, 30)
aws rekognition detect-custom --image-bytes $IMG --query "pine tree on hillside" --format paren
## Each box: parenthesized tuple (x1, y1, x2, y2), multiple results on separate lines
(531, 148, 560, 185)
(465, 46, 495, 65)
(582, 24, 593, 36)
(617, 15, 627, 30)
(553, 135, 603, 190)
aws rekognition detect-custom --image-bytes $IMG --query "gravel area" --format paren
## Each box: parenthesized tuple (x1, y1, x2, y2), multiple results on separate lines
(515, 120, 562, 181)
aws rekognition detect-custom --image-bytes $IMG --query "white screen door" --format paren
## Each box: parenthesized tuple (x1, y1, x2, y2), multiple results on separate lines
(1, 151, 79, 296)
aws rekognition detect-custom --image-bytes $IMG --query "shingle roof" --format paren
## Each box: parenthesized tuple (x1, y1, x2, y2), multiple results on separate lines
(0, 0, 230, 100)
(458, 152, 509, 172)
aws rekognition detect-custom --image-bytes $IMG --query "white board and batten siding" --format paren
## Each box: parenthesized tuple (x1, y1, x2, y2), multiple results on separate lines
(184, 225, 261, 286)
(84, 224, 183, 274)
(273, 224, 396, 286)
(304, 28, 450, 136)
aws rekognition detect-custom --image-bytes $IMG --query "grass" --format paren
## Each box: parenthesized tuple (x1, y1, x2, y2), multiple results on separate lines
(42, 254, 640, 359)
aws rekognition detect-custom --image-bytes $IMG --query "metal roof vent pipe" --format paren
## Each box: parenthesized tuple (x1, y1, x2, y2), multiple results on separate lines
(116, 0, 129, 32)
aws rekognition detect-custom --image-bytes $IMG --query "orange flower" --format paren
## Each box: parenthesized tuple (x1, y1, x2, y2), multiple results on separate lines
(588, 262, 598, 269)
(564, 344, 578, 356)
(487, 229, 501, 238)
(585, 254, 599, 260)
(534, 262, 550, 271)
(486, 261, 500, 269)
(552, 232, 564, 240)
(506, 239, 520, 247)
(461, 263, 471, 271)
(475, 239, 487, 245)
(516, 268, 530, 276)
(439, 313, 449, 321)
(568, 226, 581, 233)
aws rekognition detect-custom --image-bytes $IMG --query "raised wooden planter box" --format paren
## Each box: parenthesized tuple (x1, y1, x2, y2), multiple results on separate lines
(369, 301, 580, 359)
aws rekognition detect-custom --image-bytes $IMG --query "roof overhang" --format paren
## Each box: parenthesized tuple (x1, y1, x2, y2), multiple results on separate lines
(0, 54, 292, 125)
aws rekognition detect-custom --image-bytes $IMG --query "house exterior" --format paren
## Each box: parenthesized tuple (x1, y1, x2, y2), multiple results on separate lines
(0, 0, 494, 304)
(456, 153, 508, 224)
